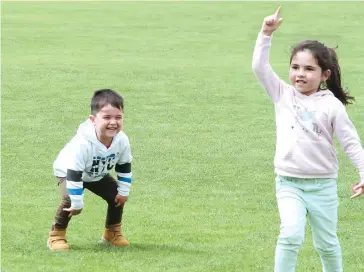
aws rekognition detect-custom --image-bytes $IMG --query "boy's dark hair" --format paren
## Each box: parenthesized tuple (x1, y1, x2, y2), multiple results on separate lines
(91, 89, 124, 116)
(290, 41, 354, 105)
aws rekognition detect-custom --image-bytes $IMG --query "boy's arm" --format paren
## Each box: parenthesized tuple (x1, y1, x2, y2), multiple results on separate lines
(333, 104, 364, 184)
(115, 135, 133, 196)
(66, 169, 84, 210)
(115, 162, 132, 196)
(64, 142, 87, 210)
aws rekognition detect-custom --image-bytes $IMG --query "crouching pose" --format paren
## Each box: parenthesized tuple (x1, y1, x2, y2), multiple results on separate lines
(48, 89, 133, 251)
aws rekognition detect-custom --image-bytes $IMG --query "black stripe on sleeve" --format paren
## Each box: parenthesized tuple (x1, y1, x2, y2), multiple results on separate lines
(66, 169, 83, 182)
(115, 163, 131, 173)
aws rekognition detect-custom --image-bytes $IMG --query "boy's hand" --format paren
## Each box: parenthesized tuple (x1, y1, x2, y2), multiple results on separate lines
(63, 208, 83, 217)
(261, 6, 283, 37)
(115, 194, 128, 207)
(351, 181, 364, 199)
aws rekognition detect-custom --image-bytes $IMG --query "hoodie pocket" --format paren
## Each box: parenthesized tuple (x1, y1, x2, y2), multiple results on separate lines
(294, 140, 337, 174)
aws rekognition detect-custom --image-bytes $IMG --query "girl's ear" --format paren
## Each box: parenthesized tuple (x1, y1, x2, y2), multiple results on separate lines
(322, 69, 331, 82)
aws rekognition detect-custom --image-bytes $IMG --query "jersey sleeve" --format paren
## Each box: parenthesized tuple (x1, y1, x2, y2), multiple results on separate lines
(115, 135, 133, 196)
(65, 140, 88, 210)
(252, 33, 289, 103)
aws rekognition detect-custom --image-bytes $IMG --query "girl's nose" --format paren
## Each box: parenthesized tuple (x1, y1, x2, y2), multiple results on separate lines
(299, 68, 306, 74)
(297, 70, 305, 77)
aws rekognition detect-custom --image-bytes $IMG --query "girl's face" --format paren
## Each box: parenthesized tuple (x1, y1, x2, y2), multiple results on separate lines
(90, 104, 123, 146)
(289, 50, 331, 96)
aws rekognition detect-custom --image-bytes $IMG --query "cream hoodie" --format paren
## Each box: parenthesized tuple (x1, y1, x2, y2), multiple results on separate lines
(252, 33, 364, 180)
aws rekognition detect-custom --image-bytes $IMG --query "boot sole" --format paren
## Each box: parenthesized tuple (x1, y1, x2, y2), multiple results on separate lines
(46, 240, 70, 251)
(100, 237, 130, 247)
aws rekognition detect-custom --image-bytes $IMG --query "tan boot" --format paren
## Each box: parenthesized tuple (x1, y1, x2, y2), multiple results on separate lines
(47, 228, 70, 251)
(102, 223, 130, 246)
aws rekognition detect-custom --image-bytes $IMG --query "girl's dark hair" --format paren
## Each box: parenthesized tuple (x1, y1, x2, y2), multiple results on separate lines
(91, 89, 124, 115)
(290, 40, 354, 105)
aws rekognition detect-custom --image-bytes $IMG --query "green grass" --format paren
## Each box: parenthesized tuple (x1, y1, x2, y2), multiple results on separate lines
(2, 2, 364, 271)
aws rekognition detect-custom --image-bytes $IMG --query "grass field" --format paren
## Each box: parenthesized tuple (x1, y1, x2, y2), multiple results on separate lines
(2, 1, 364, 271)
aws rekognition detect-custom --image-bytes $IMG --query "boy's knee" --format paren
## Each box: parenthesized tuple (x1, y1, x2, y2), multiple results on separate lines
(102, 191, 119, 204)
(106, 199, 121, 208)
(57, 177, 68, 197)
(61, 195, 71, 208)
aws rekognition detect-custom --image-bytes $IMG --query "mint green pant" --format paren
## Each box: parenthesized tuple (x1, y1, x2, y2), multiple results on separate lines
(274, 176, 342, 272)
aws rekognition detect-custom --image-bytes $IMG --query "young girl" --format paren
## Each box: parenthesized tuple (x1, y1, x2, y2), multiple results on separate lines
(252, 7, 364, 272)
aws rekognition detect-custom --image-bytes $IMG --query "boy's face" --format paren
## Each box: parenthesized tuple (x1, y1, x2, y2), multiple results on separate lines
(90, 104, 123, 145)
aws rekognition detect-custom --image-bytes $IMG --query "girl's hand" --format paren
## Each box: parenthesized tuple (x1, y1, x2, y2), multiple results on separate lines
(351, 181, 364, 199)
(261, 6, 283, 37)
(63, 208, 83, 217)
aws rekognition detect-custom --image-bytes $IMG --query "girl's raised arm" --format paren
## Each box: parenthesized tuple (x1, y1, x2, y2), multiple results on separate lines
(252, 7, 288, 103)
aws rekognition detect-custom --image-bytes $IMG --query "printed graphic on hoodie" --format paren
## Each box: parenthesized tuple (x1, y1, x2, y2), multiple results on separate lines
(90, 153, 118, 177)
(293, 105, 323, 137)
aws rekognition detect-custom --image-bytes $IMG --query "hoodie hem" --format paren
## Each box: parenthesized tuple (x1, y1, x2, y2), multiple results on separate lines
(275, 168, 338, 179)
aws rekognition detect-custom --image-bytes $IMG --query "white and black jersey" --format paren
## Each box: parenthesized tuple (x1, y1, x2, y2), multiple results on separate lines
(53, 119, 132, 210)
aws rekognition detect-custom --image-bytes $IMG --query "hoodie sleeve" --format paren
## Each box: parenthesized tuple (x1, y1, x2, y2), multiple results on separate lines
(115, 135, 133, 196)
(333, 103, 364, 182)
(252, 33, 289, 103)
(65, 140, 88, 210)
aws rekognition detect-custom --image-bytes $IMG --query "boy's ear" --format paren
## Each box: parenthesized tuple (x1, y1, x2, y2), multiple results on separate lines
(89, 115, 95, 122)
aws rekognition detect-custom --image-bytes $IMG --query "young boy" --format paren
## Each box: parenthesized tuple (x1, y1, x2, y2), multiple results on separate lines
(47, 89, 133, 251)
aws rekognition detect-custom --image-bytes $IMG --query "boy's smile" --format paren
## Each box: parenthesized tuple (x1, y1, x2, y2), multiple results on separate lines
(90, 104, 123, 146)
